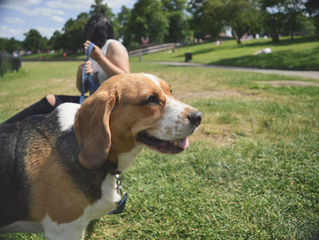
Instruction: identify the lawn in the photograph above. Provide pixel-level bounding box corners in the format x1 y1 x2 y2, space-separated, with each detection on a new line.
138 36 319 71
1 61 319 239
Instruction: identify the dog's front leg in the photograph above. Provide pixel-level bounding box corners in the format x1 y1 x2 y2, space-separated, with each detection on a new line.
42 215 87 240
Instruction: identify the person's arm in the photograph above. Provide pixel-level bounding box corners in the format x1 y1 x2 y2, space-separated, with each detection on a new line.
84 40 130 77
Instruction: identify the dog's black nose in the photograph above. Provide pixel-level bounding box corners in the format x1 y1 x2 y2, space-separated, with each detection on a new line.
188 111 202 127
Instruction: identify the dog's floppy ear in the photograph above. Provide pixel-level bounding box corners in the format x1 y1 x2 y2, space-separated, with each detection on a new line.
74 93 116 169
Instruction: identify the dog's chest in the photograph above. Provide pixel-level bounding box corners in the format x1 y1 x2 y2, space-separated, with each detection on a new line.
82 174 121 220
41 174 121 236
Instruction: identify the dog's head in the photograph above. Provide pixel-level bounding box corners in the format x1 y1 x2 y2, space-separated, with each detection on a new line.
74 73 202 169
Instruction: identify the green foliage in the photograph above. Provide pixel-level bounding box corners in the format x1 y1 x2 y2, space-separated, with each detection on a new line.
124 0 169 47
23 29 48 53
0 38 22 53
188 0 225 39
117 6 131 44
259 0 306 42
62 13 89 54
223 0 261 44
305 0 319 37
162 0 190 43
90 0 114 18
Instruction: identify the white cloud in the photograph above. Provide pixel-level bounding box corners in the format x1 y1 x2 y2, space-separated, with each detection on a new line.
45 0 136 13
24 7 65 17
3 16 26 24
0 25 56 40
45 0 93 10
51 15 65 23
0 0 42 11
105 0 136 9
0 25 26 40
37 26 57 39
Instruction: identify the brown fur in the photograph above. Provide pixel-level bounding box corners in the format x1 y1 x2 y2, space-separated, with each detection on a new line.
25 141 90 224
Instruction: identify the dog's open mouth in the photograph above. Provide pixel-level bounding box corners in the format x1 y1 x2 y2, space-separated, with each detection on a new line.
137 131 189 154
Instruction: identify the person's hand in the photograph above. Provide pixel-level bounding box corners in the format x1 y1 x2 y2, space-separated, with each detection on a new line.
84 40 102 61
85 60 93 75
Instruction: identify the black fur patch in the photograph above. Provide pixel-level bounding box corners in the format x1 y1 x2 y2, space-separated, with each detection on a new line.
0 115 45 227
54 128 106 201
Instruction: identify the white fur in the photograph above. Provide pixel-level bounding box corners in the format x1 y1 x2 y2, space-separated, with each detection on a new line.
118 146 143 172
144 73 196 141
156 98 196 140
42 174 121 240
144 73 160 87
57 103 81 131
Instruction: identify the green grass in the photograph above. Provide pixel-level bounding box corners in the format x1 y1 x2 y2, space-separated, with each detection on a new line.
21 51 84 60
1 61 319 239
137 36 319 70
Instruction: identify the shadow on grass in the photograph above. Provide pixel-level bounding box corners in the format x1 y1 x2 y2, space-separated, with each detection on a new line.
211 47 319 70
241 36 318 48
174 46 219 58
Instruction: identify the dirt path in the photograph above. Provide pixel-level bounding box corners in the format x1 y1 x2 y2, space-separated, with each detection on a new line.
154 61 319 80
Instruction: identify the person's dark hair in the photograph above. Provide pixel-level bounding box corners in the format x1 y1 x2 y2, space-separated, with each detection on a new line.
84 14 114 48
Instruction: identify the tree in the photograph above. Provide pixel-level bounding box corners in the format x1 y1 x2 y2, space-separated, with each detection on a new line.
222 0 261 44
284 0 306 39
50 30 66 52
259 0 287 42
0 38 22 53
124 0 169 49
259 0 307 42
23 29 47 53
162 0 190 43
188 0 225 40
117 6 131 44
62 13 89 54
90 0 114 17
305 0 319 37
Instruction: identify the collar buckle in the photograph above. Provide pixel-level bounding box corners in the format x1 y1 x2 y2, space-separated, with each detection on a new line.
108 170 128 215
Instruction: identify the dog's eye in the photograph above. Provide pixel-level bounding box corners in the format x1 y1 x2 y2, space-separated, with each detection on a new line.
140 95 160 106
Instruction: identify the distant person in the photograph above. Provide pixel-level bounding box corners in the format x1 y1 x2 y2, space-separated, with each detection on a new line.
4 14 130 124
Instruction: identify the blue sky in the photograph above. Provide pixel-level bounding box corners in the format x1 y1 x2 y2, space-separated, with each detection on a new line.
0 0 136 41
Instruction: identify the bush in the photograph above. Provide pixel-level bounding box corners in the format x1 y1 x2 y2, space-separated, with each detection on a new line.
0 52 21 77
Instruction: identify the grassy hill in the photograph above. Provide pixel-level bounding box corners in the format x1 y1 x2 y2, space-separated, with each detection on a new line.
137 36 319 71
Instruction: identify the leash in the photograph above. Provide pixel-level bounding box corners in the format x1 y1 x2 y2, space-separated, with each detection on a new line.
102 161 127 215
108 170 128 215
80 45 127 214
80 43 99 104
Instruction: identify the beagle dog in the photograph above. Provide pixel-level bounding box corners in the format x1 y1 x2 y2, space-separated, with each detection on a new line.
0 73 202 240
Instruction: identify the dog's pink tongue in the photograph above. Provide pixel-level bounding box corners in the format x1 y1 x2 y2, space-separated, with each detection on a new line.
178 137 189 149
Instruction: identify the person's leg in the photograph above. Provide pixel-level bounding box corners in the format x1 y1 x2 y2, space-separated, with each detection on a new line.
4 94 56 124
3 95 80 124
55 95 80 105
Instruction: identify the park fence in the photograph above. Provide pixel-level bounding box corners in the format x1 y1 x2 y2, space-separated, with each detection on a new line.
0 52 21 77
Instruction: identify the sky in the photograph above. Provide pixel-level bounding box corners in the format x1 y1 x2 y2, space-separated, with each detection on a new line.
0 0 137 41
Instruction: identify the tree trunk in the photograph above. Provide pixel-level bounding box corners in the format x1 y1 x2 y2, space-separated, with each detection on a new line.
232 30 241 44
